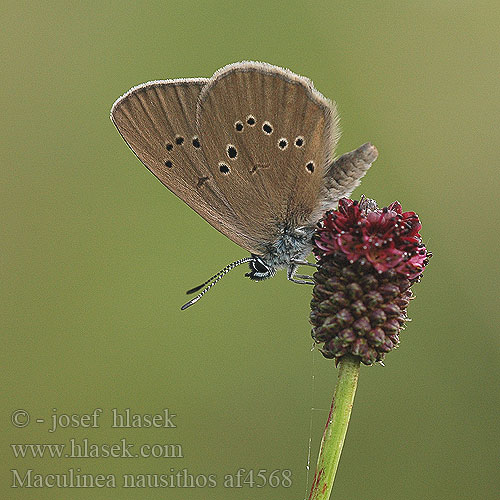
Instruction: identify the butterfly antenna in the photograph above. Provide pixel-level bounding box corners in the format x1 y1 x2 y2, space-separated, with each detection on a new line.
181 257 255 310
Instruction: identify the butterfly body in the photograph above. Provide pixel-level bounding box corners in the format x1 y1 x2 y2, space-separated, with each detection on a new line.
247 224 312 277
111 62 377 305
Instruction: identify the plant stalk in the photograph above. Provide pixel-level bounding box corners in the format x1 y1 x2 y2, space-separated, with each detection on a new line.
308 354 360 500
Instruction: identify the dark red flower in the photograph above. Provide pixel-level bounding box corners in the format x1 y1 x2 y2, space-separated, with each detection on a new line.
314 198 428 280
310 198 430 365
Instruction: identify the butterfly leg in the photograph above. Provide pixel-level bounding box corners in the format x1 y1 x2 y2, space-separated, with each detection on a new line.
292 259 319 268
287 265 315 285
295 274 314 280
289 277 315 285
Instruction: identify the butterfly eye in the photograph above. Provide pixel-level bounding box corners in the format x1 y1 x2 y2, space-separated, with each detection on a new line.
164 160 173 168
246 115 256 126
192 137 201 148
295 136 304 147
219 162 230 174
278 138 288 150
235 121 244 132
262 121 273 135
251 258 269 274
305 161 315 173
175 136 184 145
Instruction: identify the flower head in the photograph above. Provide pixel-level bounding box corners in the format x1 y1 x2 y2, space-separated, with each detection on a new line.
315 198 427 279
310 198 430 365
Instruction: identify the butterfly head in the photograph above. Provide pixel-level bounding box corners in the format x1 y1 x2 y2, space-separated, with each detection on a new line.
245 254 276 281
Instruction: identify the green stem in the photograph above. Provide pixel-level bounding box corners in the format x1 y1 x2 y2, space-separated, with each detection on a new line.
308 354 360 500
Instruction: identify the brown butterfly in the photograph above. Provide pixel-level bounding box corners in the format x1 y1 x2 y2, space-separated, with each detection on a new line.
111 61 377 308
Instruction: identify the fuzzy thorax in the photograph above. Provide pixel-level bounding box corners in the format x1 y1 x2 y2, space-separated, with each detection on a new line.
259 225 316 272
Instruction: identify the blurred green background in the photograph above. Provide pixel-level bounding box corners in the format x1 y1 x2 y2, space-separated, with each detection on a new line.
2 1 499 499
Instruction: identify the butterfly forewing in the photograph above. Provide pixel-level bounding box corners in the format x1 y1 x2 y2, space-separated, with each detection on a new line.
110 79 260 252
196 62 340 247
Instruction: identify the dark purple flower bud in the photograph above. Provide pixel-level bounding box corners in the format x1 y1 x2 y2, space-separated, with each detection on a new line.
382 303 401 318
346 282 363 299
361 274 379 291
352 317 371 335
383 318 400 334
379 338 394 352
336 308 354 327
313 285 330 300
324 277 345 292
351 300 368 317
366 327 386 346
379 284 400 299
312 326 333 343
370 309 387 326
363 291 384 307
330 292 349 309
338 328 356 345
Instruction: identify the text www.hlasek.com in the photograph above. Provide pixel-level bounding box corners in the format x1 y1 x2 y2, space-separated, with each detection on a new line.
11 438 183 459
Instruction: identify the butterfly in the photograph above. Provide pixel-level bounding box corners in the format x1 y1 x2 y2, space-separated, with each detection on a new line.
111 61 377 308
